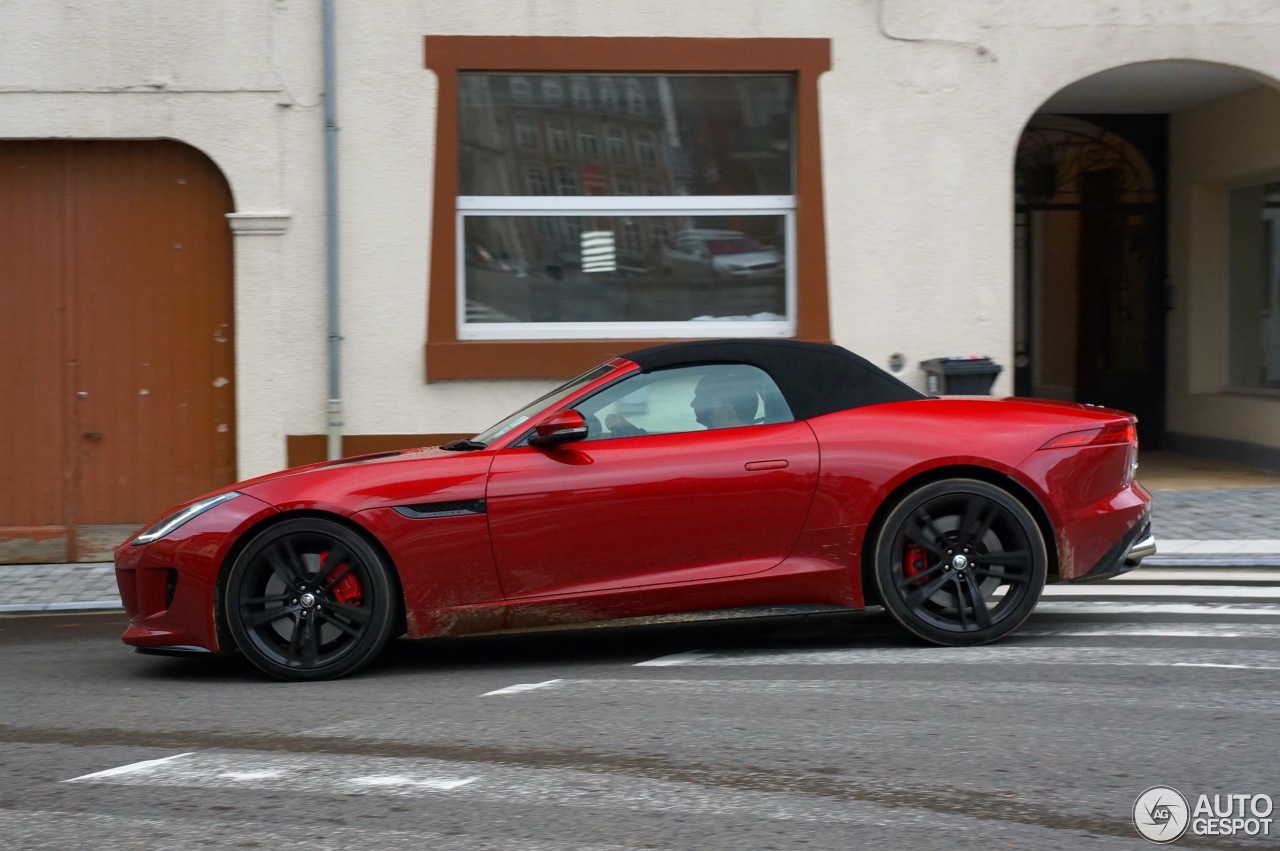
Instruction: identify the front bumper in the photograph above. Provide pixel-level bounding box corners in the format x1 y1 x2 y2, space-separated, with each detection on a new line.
115 493 277 653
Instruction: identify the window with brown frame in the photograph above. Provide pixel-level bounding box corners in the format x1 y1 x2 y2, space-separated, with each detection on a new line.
424 36 831 380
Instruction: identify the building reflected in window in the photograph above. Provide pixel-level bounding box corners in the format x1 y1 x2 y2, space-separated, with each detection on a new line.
457 72 796 339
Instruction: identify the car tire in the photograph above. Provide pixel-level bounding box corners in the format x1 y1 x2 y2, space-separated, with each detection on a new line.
872 478 1047 646
225 517 398 681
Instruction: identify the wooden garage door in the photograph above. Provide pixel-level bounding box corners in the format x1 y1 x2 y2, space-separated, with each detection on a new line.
0 140 236 562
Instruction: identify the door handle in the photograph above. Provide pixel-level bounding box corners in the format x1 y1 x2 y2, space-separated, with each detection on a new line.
83 431 104 440
744 459 788 471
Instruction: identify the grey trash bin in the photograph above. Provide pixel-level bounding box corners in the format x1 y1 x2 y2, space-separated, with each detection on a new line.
919 356 1003 395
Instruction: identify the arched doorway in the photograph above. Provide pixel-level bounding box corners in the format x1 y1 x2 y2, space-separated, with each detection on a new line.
1013 113 1165 444
0 140 237 562
1013 62 1273 451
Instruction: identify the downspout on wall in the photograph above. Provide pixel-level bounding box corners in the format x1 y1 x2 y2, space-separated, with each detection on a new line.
323 0 343 459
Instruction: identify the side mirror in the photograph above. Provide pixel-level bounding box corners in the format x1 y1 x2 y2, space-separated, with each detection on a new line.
528 409 589 448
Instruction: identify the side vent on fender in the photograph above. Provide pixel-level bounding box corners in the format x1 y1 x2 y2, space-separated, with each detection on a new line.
393 500 487 519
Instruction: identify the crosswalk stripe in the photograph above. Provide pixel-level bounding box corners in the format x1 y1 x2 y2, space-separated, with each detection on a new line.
1043 584 1280 598
1034 600 1280 615
1018 622 1280 638
1112 569 1280 583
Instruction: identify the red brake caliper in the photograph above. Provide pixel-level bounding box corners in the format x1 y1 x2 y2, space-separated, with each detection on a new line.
903 544 928 579
320 551 363 606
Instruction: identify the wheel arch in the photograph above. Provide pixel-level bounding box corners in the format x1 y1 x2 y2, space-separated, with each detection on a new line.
212 508 407 653
858 464 1059 606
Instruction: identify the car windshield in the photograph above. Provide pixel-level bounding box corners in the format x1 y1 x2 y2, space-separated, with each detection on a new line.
708 237 768 256
471 363 616 445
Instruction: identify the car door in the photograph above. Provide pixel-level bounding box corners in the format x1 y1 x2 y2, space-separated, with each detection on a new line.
485 364 820 599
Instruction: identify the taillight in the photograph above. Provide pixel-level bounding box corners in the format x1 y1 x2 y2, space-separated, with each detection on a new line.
1039 422 1137 450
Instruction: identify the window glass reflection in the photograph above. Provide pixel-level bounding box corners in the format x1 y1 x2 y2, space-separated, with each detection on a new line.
458 74 793 197
462 214 787 325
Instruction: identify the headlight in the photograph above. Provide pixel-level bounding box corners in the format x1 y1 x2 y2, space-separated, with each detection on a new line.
133 492 241 545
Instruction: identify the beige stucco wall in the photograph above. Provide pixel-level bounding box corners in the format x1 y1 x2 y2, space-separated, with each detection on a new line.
5 0 1280 474
1168 85 1280 450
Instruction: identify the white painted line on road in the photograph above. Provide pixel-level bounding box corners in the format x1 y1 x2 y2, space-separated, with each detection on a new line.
1113 569 1280 582
634 645 1280 670
1044 584 1280 598
53 748 950 827
68 752 482 798
482 679 564 696
1021 623 1280 638
635 650 712 667
65 752 195 782
1035 601 1280 615
1158 539 1280 554
348 774 479 790
216 770 285 781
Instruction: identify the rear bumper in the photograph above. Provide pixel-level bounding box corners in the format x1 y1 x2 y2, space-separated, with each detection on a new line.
1126 530 1157 563
1074 518 1155 582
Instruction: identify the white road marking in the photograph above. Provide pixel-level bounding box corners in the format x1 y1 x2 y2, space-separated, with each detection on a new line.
58 749 915 825
1043 584 1280 598
348 774 479 790
635 645 1280 670
1113 569 1280 582
482 679 564 696
1019 623 1280 638
1035 601 1280 615
1156 539 1280 554
69 752 481 798
634 651 712 667
406 677 1280 713
64 752 195 782
216 770 285 781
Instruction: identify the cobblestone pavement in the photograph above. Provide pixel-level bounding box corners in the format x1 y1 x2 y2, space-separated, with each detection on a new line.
0 563 119 613
2 469 1278 613
1151 488 1280 539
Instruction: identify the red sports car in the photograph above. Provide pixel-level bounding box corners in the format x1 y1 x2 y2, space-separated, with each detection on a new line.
115 339 1155 681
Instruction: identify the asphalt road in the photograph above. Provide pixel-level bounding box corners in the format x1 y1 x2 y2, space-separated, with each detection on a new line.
1 568 1278 849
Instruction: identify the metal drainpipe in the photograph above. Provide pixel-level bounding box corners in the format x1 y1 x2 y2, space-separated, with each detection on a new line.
323 0 343 459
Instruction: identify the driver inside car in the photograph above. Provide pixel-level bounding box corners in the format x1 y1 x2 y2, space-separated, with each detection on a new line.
604 369 761 436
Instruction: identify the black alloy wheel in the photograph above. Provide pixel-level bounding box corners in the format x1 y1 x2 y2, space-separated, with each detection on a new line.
873 478 1047 646
225 518 398 681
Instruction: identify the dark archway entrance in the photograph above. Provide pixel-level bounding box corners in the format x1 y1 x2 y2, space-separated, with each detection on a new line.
1014 114 1167 446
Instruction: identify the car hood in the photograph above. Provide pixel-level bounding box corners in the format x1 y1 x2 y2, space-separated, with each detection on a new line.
223 446 494 515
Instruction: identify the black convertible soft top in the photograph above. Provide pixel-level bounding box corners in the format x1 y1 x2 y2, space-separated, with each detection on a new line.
622 339 924 421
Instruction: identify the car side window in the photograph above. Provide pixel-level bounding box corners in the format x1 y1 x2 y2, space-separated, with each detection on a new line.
574 364 792 440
